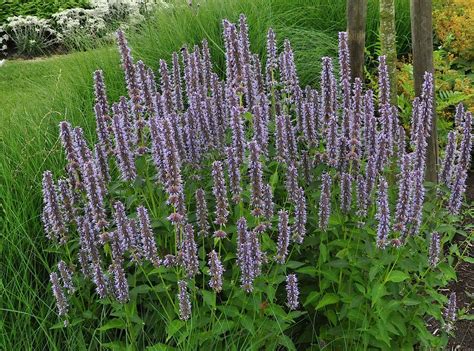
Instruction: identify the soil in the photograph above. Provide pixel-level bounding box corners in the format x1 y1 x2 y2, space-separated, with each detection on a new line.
447 169 474 350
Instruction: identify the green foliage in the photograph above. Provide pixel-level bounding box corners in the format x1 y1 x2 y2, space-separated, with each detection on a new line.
0 0 91 24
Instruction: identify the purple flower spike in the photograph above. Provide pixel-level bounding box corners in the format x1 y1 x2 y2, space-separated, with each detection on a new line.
262 183 274 221
429 232 440 267
196 188 210 237
137 206 160 267
109 259 129 303
113 201 131 253
356 174 367 218
448 165 467 215
82 160 108 229
275 114 289 162
376 177 390 249
177 280 192 321
457 111 472 169
50 272 69 317
230 105 246 165
275 210 290 264
248 141 264 217
265 27 278 90
212 161 229 228
42 171 66 243
57 178 75 224
94 143 110 184
409 168 425 236
340 172 353 213
378 56 390 108
319 173 332 231
172 51 184 111
394 154 413 235
208 250 224 292
58 260 74 294
320 57 337 123
236 217 262 293
292 187 307 244
111 103 137 181
181 224 199 278
226 146 242 204
285 274 299 310
443 292 457 333
286 161 299 203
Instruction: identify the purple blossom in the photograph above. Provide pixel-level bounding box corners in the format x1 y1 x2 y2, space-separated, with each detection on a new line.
376 177 390 249
448 165 467 215
429 232 440 267
248 141 264 216
285 161 299 203
57 260 74 294
226 146 242 204
365 155 377 198
301 150 314 184
91 261 108 299
378 56 390 108
73 127 92 168
325 114 339 167
262 183 274 220
113 201 132 253
356 174 367 217
50 272 68 317
181 224 199 278
340 172 353 213
82 160 107 229
230 105 246 165
212 161 230 228
285 114 298 162
94 143 110 184
275 210 290 263
275 114 289 162
292 187 307 244
252 101 269 156
57 178 75 224
443 292 457 333
42 171 66 243
109 260 129 303
320 57 337 123
265 27 278 90
236 217 262 292
457 111 472 169
195 188 210 237
454 103 465 129
363 90 377 157
338 32 351 84
111 103 137 181
319 173 332 231
208 250 224 292
137 206 160 267
177 280 192 321
409 168 425 236
394 154 413 235
285 274 299 310
172 51 184 111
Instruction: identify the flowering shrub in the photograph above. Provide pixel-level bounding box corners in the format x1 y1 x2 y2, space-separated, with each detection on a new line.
4 15 61 56
42 15 472 349
91 0 170 24
52 8 107 50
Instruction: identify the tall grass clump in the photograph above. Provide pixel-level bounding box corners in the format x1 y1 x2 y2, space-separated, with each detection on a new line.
38 14 471 350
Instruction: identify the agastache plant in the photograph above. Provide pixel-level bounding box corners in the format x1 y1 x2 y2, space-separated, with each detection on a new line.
41 16 469 348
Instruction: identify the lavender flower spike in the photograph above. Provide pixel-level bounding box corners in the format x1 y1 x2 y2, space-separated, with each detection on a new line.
440 131 457 186
394 153 412 235
275 210 290 264
181 224 199 278
42 170 66 243
111 103 137 181
376 177 390 249
196 188 210 237
319 173 332 231
212 161 229 229
340 172 353 213
50 272 69 318
137 206 160 267
248 141 264 217
448 165 468 215
208 250 224 292
177 280 192 321
286 274 299 310
58 260 74 294
292 187 307 244
443 292 457 333
428 232 440 267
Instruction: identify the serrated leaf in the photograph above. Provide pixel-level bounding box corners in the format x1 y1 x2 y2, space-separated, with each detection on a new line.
386 270 410 283
315 293 340 310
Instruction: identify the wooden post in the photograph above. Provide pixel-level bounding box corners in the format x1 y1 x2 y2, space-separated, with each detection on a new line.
347 0 368 81
380 0 398 105
410 0 438 183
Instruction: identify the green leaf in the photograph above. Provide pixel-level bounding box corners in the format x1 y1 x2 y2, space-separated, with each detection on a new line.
277 335 296 351
270 170 279 190
319 243 328 263
371 283 387 306
146 343 177 351
463 256 474 264
201 290 216 309
386 270 410 283
97 318 127 332
213 320 235 335
315 293 340 310
296 266 317 276
286 261 305 269
304 291 320 307
460 314 474 321
166 320 184 342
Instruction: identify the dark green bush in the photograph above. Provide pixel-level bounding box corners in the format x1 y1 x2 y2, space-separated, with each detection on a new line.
0 0 91 24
